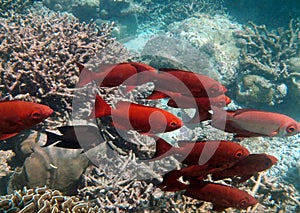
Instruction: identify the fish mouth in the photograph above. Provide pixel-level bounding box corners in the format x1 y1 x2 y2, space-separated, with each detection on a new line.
46 108 54 116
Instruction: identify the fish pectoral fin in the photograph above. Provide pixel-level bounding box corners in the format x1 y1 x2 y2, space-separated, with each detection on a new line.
0 132 19 141
271 129 279 136
212 204 227 212
212 198 232 211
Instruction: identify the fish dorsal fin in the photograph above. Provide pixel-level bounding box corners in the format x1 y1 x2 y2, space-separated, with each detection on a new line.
129 62 157 73
146 90 169 100
159 68 193 73
212 204 226 212
231 108 263 117
0 100 24 104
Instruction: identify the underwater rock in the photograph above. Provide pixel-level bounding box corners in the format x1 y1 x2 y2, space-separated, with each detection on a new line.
0 186 99 212
5 131 90 195
141 35 221 82
166 15 243 85
236 74 287 106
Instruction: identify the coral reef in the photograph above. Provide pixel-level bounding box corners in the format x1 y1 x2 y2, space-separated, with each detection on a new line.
0 3 132 127
0 186 99 212
233 19 300 107
43 0 225 39
0 0 34 18
236 74 287 106
43 0 101 22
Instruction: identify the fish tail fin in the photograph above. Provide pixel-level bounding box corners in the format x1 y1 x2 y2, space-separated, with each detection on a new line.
187 109 212 124
159 170 186 191
151 138 174 160
42 131 61 147
75 62 95 87
88 95 111 119
167 98 179 108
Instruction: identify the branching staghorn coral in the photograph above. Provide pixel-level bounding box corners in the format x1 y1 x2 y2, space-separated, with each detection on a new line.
233 19 300 106
234 19 300 79
0 4 132 127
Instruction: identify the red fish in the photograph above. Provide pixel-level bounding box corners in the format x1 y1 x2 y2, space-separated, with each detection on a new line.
154 138 250 190
167 94 231 109
148 68 227 98
89 95 183 134
0 100 53 140
152 138 249 165
212 153 278 182
184 180 258 211
211 108 300 137
147 91 230 123
76 62 157 88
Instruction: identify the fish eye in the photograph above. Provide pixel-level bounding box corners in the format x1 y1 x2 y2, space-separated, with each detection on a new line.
31 110 42 119
239 199 249 207
234 149 244 158
170 120 177 127
286 125 296 133
265 159 271 167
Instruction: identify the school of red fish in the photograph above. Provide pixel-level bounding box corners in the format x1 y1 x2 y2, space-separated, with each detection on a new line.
1 61 300 211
